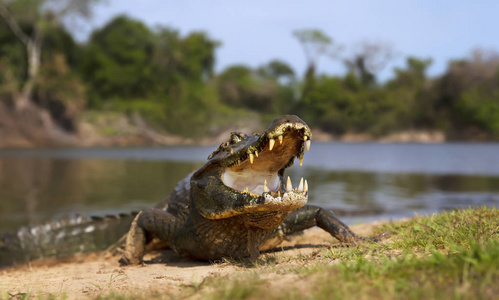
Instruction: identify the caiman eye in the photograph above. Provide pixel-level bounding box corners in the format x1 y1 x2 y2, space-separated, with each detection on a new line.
230 132 244 144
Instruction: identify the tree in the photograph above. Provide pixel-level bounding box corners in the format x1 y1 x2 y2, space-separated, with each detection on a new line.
258 60 295 79
381 57 433 131
180 31 219 81
293 29 342 101
293 29 340 77
344 41 394 87
390 57 432 88
0 0 101 109
217 65 264 109
436 49 499 138
456 75 499 137
81 15 155 103
0 18 25 101
217 61 297 114
256 60 297 113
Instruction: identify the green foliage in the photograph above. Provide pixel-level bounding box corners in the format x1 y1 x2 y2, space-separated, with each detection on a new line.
381 57 434 131
293 29 332 45
429 50 499 137
2 10 499 140
181 31 220 80
42 25 80 69
257 59 295 80
0 19 80 87
455 72 499 137
159 81 258 138
294 74 398 135
0 20 27 87
0 0 101 134
81 15 155 103
218 65 262 109
77 15 229 137
217 61 296 115
151 27 219 89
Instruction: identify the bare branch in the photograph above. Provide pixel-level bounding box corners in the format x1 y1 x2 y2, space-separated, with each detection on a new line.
353 41 395 73
293 29 341 69
0 2 30 45
44 0 98 21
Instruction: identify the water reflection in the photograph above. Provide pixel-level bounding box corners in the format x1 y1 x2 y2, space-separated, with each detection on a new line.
0 158 202 233
287 167 499 217
1 155 498 233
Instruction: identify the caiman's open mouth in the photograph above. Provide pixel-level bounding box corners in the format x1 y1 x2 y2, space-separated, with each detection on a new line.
222 127 310 197
192 115 313 219
205 115 312 212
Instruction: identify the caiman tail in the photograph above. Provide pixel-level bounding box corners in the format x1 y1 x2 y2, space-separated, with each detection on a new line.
0 213 137 268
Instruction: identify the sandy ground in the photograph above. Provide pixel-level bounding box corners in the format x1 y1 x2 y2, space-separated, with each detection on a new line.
0 222 382 299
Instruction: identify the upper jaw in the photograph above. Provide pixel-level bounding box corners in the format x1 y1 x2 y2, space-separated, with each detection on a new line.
220 118 312 170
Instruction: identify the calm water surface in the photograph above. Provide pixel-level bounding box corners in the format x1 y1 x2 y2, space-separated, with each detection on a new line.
0 143 498 233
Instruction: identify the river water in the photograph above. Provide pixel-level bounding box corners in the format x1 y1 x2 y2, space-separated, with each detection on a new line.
0 143 498 233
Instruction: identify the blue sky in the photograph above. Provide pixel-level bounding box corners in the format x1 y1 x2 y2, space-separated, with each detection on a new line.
77 0 499 80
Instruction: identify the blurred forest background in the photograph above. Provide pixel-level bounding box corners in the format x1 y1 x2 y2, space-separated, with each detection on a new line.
1 0 499 147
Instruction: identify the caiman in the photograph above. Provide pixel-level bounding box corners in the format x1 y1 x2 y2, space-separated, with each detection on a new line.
0 115 380 268
119 115 378 265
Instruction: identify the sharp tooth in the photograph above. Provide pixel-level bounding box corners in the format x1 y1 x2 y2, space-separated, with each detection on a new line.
306 140 311 151
249 153 254 164
245 187 249 193
299 156 304 167
269 138 275 151
286 176 292 192
278 135 283 144
304 180 308 193
255 150 258 157
278 191 281 197
298 178 304 192
263 180 270 193
304 136 308 141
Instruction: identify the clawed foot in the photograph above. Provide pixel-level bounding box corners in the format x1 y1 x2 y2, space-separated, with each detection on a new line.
359 231 390 243
343 231 390 244
370 231 390 241
118 254 143 266
118 256 130 266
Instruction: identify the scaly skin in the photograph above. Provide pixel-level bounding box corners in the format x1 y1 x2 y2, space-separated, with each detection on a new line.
120 115 378 265
0 213 136 267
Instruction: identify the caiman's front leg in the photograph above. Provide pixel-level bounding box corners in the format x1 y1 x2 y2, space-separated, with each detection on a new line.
119 208 180 265
282 205 378 243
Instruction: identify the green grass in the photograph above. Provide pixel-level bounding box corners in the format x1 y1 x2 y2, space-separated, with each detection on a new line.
307 241 498 299
194 206 499 300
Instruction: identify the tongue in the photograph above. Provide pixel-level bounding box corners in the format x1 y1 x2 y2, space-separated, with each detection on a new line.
222 170 280 194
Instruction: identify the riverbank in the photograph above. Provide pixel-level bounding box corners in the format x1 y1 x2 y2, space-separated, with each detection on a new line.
0 106 449 149
1 207 497 299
